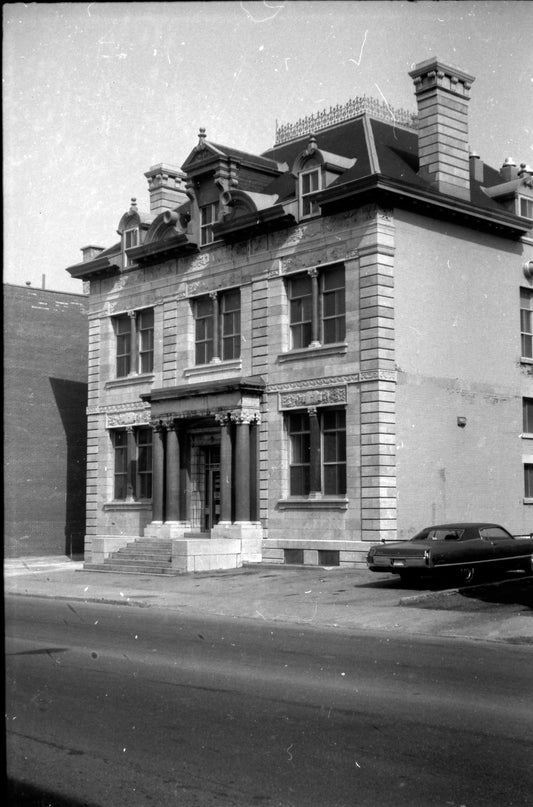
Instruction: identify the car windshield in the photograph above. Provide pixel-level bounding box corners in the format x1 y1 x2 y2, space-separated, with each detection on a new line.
412 528 465 542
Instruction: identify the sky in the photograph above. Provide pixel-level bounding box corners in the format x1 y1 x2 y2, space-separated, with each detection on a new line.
3 0 533 293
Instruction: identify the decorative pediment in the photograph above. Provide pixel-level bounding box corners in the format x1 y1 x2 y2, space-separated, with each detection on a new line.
144 206 192 244
292 135 356 176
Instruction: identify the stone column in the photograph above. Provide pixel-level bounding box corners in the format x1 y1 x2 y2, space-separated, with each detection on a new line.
128 310 137 375
151 420 165 523
308 406 321 497
165 419 180 521
216 415 233 524
234 413 251 522
126 426 136 501
210 290 220 362
308 267 321 348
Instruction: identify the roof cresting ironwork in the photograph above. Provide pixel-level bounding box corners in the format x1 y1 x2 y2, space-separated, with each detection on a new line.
275 96 418 145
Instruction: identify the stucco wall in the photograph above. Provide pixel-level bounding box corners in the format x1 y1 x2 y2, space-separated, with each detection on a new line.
393 210 533 537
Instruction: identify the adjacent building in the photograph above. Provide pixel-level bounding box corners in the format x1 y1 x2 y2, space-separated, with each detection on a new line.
67 57 533 572
4 283 88 557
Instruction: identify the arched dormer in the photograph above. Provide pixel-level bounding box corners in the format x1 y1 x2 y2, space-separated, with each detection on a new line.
117 198 153 268
292 135 356 220
144 205 192 245
219 189 279 223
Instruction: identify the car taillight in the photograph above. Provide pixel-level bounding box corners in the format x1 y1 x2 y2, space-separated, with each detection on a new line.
423 550 430 565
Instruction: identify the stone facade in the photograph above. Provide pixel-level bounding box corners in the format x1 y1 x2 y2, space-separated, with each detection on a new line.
67 57 533 570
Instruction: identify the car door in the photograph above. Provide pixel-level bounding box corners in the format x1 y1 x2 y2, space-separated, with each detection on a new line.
480 526 516 564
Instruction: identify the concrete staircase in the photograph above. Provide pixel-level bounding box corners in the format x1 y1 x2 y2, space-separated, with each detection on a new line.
84 539 177 575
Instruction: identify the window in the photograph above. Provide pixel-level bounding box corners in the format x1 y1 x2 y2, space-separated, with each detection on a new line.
193 289 241 364
200 202 219 246
520 289 533 359
284 549 304 564
123 227 139 267
318 550 340 566
287 408 346 497
113 427 152 500
523 398 533 434
519 197 533 220
114 309 154 377
525 464 533 499
300 168 321 218
287 264 345 349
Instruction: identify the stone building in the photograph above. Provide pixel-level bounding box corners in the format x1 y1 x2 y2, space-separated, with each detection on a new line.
4 283 88 557
67 57 533 572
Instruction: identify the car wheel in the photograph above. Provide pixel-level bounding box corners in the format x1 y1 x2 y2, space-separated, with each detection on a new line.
457 566 475 585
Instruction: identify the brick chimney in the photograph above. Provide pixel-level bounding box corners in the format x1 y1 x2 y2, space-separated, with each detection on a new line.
144 163 188 215
409 58 475 200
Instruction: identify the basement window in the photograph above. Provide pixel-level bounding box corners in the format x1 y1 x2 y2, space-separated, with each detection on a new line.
284 549 304 565
318 550 340 567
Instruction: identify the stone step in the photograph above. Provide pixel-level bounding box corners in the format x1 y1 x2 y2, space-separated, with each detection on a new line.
84 563 177 576
109 549 172 560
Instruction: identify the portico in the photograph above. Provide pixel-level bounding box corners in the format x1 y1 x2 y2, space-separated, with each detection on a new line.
141 377 264 561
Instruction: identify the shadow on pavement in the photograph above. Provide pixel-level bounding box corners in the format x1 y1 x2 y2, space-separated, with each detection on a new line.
7 778 101 807
459 576 533 611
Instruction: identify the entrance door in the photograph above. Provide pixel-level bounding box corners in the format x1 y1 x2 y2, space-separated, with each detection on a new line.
203 446 220 531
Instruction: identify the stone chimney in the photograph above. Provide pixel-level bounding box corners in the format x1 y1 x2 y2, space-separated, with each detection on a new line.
409 57 475 200
144 164 188 215
81 245 104 262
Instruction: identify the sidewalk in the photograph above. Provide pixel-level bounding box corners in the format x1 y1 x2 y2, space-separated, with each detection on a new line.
4 556 533 645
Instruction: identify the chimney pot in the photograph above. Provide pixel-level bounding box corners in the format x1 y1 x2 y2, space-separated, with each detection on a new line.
469 151 484 183
500 157 518 181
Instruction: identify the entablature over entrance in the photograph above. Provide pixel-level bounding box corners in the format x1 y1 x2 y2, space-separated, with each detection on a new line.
141 376 266 422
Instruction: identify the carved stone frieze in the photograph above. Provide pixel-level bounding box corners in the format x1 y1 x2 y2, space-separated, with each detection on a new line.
268 371 396 394
279 386 347 411
187 268 243 297
105 408 152 429
88 401 150 417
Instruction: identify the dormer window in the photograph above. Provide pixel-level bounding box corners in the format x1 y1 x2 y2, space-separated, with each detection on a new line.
123 227 139 266
519 196 533 220
200 202 219 246
300 168 321 218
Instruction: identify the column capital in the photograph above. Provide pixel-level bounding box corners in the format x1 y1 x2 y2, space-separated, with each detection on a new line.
231 408 261 425
150 418 166 433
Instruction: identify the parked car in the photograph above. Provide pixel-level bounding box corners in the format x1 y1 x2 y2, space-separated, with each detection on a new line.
366 523 533 584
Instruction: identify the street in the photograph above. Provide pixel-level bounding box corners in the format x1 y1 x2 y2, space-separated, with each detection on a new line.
5 594 533 807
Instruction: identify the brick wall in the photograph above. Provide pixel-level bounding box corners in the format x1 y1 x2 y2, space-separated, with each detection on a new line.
4 284 88 557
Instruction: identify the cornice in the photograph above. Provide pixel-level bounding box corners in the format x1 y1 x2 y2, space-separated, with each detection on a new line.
317 176 530 239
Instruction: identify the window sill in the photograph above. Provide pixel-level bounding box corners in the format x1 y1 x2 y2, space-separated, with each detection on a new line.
278 343 347 363
106 374 154 390
277 497 348 511
103 501 152 511
184 359 242 378
523 498 533 505
520 357 533 365
521 433 533 440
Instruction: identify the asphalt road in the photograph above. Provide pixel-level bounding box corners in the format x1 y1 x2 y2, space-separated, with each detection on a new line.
6 595 533 807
